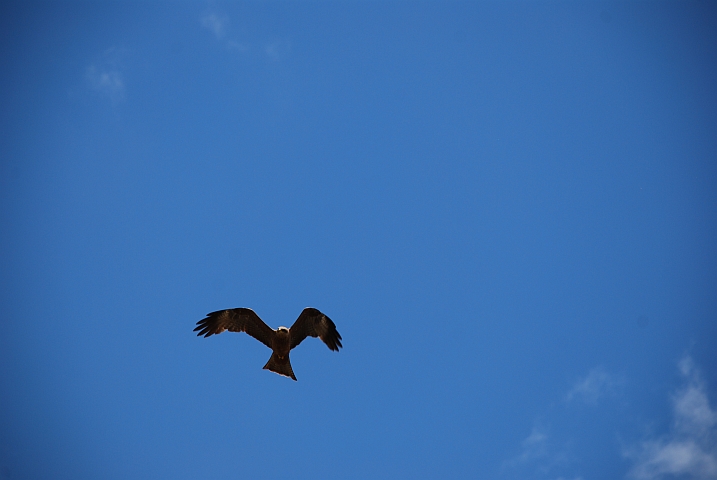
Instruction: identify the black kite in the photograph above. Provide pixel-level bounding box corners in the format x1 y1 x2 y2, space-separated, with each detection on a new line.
194 307 342 381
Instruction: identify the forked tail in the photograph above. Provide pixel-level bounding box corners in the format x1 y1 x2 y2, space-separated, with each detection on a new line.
263 353 297 381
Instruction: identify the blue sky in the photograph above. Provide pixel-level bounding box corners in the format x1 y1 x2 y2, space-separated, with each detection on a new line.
1 2 716 479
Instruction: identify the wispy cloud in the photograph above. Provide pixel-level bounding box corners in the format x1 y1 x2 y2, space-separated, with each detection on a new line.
263 39 291 61
624 356 717 479
201 12 228 39
517 426 550 464
566 366 621 405
227 40 249 53
85 48 126 103
504 365 623 478
503 423 576 479
200 10 289 60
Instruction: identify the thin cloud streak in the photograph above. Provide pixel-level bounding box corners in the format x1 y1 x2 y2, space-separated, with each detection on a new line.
624 357 717 479
263 39 291 61
518 427 549 463
200 10 289 60
503 424 577 479
201 12 228 39
86 67 123 97
85 48 126 103
227 40 249 53
566 367 621 405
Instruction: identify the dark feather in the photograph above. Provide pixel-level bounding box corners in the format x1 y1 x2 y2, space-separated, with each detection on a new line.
194 308 274 349
289 307 343 351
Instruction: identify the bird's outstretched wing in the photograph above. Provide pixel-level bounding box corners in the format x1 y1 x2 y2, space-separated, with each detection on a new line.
194 308 274 349
289 307 342 351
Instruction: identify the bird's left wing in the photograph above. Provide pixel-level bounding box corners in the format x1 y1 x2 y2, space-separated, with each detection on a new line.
194 308 274 349
289 307 342 351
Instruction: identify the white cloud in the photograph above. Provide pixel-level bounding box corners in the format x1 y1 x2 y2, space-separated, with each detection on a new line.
627 440 717 479
85 48 126 103
227 40 249 53
86 67 123 96
503 423 576 479
504 366 624 478
201 12 229 39
200 11 289 61
516 426 549 464
566 366 620 405
624 357 717 479
263 39 291 61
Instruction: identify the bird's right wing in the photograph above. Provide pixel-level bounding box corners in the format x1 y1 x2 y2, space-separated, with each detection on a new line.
194 308 274 349
289 307 342 351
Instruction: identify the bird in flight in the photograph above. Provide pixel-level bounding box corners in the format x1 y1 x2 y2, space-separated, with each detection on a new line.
194 307 342 381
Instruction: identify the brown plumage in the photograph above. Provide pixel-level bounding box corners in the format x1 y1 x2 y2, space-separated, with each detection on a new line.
194 307 342 381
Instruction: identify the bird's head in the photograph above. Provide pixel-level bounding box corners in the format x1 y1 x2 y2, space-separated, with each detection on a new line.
277 326 290 336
